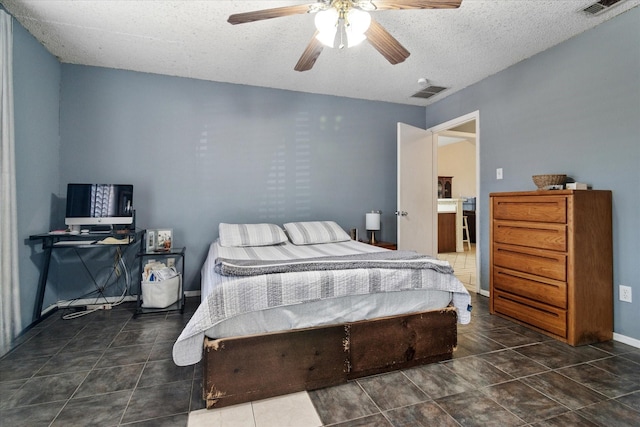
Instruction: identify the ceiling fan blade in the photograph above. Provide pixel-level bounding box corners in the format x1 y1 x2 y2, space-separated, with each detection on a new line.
369 0 462 10
365 18 410 65
294 32 324 72
228 4 312 25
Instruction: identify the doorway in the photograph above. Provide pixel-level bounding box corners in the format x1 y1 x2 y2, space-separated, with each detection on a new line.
432 112 480 295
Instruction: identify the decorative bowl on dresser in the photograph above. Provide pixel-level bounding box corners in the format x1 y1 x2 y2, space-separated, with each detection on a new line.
489 190 612 346
532 174 567 189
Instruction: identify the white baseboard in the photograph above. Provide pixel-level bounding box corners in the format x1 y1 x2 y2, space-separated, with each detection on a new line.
42 292 201 316
55 296 137 308
41 304 58 317
38 296 138 321
478 289 490 298
613 332 640 349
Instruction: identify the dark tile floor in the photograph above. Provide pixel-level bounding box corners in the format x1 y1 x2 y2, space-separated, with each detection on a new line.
309 293 640 426
0 299 203 427
1 293 639 426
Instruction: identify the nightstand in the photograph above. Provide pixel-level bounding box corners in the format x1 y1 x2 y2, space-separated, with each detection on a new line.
361 240 397 250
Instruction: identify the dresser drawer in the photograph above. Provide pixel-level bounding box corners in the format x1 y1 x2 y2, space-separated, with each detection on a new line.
493 243 567 281
493 290 567 338
492 196 567 223
493 266 567 309
493 220 567 251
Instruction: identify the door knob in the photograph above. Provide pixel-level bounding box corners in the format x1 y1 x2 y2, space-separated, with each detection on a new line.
395 211 408 216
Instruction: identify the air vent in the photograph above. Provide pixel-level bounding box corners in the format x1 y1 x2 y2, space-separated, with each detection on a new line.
411 85 447 100
583 0 624 15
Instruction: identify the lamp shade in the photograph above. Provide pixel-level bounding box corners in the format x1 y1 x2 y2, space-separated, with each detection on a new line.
366 211 381 231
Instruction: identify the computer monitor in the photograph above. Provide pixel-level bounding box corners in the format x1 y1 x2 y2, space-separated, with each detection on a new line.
65 184 134 228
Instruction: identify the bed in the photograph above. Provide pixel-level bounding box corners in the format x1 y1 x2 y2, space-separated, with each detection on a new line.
172 221 471 409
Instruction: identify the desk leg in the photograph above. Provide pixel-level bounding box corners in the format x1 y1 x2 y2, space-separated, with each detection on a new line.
34 247 52 322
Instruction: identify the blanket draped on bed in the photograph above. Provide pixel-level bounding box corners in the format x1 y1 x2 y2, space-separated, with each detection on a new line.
173 252 471 366
215 250 454 276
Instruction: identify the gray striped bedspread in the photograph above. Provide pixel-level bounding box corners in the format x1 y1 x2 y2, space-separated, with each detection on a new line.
173 240 471 366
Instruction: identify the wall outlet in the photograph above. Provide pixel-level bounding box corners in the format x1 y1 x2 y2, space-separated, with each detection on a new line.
619 285 632 303
496 168 503 180
167 257 175 268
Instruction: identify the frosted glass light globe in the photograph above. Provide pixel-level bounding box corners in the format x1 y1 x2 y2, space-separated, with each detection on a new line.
315 8 339 47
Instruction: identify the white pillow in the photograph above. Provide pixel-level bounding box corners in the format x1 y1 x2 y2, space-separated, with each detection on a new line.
283 221 350 245
218 223 287 247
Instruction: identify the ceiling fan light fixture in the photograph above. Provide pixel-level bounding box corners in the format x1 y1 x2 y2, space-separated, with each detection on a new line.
228 0 462 71
347 9 371 33
316 27 338 46
345 9 371 47
315 8 339 46
346 31 367 47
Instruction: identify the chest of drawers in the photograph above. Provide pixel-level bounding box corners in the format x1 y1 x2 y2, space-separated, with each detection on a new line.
489 190 612 345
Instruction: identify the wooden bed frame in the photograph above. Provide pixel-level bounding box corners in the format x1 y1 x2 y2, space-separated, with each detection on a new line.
202 306 458 409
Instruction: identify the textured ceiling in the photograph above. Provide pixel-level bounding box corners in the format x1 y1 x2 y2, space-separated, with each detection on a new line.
3 0 638 106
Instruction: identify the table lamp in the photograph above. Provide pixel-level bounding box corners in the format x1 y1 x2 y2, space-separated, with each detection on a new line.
366 211 381 245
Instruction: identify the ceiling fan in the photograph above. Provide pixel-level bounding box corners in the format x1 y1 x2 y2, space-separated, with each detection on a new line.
228 0 462 72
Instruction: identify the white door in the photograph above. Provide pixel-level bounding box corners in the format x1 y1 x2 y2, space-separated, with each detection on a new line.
396 123 437 255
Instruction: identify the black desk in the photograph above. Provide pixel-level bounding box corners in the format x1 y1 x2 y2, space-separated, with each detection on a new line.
29 230 143 322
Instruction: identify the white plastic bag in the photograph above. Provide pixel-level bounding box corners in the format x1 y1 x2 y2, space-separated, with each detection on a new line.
148 266 178 281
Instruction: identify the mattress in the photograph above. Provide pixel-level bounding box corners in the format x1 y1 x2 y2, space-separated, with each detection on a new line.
201 240 453 339
173 239 470 366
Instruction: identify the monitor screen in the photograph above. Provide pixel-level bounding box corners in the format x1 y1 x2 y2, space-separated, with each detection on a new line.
65 184 134 227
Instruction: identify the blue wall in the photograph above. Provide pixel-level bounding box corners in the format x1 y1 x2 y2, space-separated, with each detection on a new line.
12 18 61 330
55 66 424 297
424 8 640 340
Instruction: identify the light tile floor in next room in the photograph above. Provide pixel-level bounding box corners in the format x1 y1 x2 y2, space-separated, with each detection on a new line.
438 243 477 293
2 282 640 425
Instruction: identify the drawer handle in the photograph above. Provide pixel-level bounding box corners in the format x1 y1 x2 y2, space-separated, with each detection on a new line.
497 294 560 318
496 224 564 233
496 271 562 289
496 248 562 263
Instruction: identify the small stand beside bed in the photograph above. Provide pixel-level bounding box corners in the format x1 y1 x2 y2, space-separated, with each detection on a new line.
171 221 471 409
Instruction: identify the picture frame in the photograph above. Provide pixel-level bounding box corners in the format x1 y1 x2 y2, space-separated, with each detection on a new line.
155 229 173 251
146 229 156 252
